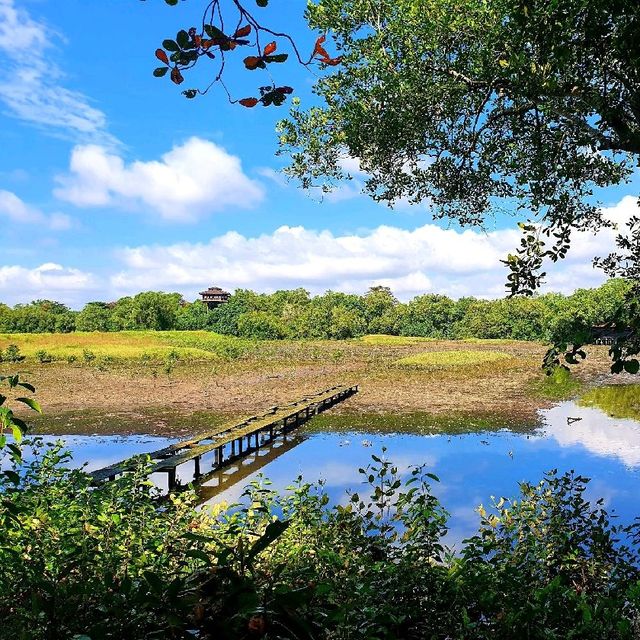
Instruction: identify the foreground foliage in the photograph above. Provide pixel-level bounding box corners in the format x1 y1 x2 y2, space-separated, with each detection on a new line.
1 443 640 639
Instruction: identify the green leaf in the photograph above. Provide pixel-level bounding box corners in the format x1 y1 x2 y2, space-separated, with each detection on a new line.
256 0 269 6
247 519 289 562
185 549 212 565
16 397 42 413
623 359 640 374
11 424 22 443
3 469 20 485
162 39 179 52
204 24 225 40
265 53 289 63
154 66 169 77
611 360 625 374
143 570 164 595
176 30 189 49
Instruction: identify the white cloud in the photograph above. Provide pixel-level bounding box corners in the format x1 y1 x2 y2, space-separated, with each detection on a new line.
0 0 114 143
1 196 634 307
54 137 265 222
0 189 72 230
0 263 95 306
108 196 637 300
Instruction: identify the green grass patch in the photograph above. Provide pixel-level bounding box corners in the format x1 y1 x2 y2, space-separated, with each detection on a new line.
579 384 640 421
359 334 438 345
30 406 237 436
532 366 583 401
395 349 513 368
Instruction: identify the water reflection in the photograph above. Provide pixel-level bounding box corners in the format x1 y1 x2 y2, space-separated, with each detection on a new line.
542 399 640 467
579 384 640 421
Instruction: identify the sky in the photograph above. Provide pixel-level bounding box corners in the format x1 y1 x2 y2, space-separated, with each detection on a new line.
0 0 638 309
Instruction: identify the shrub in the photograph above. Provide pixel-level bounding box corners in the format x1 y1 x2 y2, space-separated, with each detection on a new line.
82 348 96 364
237 311 288 340
34 349 53 363
2 344 23 362
2 443 639 640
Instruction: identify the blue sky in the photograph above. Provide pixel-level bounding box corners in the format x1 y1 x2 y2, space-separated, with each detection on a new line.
1 0 638 308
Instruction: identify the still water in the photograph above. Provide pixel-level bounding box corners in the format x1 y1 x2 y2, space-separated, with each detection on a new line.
25 385 640 549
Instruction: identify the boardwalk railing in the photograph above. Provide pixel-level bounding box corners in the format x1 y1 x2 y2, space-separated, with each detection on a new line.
89 384 358 491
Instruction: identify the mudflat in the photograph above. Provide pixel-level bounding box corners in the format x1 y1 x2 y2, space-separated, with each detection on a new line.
0 331 623 436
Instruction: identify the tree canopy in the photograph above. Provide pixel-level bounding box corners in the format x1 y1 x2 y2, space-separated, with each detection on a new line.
279 0 639 291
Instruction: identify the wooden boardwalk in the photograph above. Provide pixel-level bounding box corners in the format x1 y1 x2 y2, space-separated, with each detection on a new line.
89 384 358 491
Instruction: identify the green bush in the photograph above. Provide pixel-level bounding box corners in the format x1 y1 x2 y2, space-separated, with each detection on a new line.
2 344 23 363
34 349 53 364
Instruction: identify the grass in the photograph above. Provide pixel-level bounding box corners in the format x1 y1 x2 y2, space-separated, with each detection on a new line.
395 349 514 368
0 331 249 362
0 332 618 436
532 366 584 401
359 334 438 346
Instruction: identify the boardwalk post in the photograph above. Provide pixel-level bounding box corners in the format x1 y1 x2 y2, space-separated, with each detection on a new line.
89 384 359 492
168 468 177 491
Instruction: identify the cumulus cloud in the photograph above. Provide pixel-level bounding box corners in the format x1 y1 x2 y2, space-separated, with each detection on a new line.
2 196 634 306
108 196 638 300
0 0 114 143
0 263 95 306
0 189 72 230
54 138 265 222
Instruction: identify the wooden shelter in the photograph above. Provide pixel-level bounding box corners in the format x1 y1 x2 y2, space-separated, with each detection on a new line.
199 286 230 309
591 324 632 346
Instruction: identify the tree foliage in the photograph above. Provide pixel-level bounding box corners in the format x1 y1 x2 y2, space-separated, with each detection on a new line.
150 0 340 107
278 0 639 293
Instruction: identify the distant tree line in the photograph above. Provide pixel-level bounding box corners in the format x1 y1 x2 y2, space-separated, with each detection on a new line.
0 280 633 343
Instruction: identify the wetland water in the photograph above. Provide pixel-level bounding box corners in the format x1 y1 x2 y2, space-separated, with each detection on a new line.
28 384 640 548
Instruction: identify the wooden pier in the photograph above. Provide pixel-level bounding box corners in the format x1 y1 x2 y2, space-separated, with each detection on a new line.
89 384 358 491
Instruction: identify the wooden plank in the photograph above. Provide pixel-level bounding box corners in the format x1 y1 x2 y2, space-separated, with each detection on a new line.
90 384 358 485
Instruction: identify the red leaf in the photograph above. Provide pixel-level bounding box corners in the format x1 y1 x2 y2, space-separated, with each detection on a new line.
243 56 262 70
276 86 294 94
320 55 343 66
170 67 184 85
313 35 330 60
194 35 202 47
239 97 259 108
155 49 169 65
234 25 252 38
263 41 277 56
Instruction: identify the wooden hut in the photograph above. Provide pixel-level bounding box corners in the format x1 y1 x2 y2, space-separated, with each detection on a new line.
199 286 230 310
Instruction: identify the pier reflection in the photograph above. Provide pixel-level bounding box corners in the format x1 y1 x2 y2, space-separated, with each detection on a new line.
197 431 307 502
